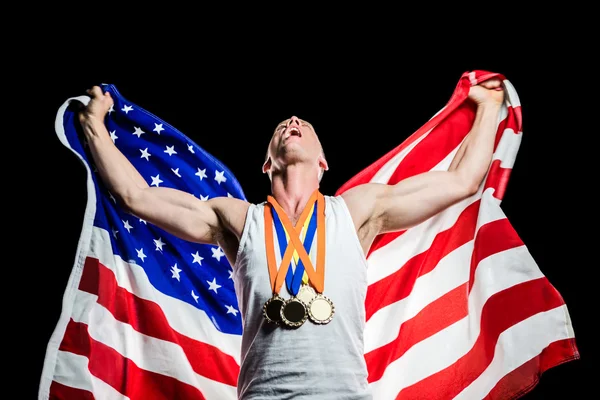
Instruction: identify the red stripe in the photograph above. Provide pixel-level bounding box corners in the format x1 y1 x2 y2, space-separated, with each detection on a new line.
49 381 95 400
366 283 468 382
365 216 548 383
78 257 239 386
395 278 565 399
59 319 206 400
365 200 480 321
484 338 579 399
388 102 476 185
469 218 524 293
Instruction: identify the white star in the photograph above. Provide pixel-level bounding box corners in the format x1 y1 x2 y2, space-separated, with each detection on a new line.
132 126 145 138
187 144 195 153
206 277 222 293
214 170 227 184
225 305 239 316
136 248 146 262
191 251 204 265
153 123 164 134
140 148 151 160
228 269 234 280
171 168 181 177
191 290 199 303
154 237 165 251
164 145 177 156
199 194 209 201
170 263 182 281
195 168 207 180
150 174 163 187
227 192 233 198
139 218 147 224
122 105 133 114
108 104 114 114
122 219 133 233
109 130 118 142
211 247 225 262
112 228 118 238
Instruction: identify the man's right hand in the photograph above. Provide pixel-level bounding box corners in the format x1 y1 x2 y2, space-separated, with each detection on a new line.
79 86 114 124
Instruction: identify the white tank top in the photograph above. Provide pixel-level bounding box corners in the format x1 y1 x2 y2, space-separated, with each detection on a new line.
233 195 372 399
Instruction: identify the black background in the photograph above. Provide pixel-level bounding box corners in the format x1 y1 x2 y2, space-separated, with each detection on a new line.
21 21 592 399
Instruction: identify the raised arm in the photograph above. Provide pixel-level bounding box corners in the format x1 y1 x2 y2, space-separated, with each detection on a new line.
78 86 249 251
343 78 504 251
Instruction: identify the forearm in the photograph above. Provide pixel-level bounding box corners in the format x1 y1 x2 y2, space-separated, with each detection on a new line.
449 103 501 189
81 117 149 202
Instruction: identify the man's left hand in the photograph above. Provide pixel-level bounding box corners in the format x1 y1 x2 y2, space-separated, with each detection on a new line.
468 77 505 106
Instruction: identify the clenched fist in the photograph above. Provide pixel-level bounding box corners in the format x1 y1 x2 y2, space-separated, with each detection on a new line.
78 86 114 124
468 78 504 106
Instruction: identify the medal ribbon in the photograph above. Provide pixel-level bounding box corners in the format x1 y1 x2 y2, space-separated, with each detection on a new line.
264 190 319 295
271 202 317 296
267 191 326 294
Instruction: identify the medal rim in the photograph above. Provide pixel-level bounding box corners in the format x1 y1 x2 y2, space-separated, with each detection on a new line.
308 293 334 324
280 297 308 328
297 284 317 305
263 295 285 325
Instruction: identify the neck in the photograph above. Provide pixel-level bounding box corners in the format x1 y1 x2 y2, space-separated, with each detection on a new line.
270 164 320 225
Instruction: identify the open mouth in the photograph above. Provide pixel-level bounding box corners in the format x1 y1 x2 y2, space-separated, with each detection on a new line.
285 127 302 138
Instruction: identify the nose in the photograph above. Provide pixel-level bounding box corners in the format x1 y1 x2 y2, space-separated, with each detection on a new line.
287 116 301 127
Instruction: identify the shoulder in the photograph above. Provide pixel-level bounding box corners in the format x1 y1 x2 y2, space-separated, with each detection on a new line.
208 196 254 239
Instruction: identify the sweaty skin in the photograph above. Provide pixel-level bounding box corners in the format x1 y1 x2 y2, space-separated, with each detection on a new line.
78 80 504 265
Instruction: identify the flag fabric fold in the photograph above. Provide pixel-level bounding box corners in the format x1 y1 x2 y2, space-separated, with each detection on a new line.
335 70 579 399
39 84 245 400
40 71 578 400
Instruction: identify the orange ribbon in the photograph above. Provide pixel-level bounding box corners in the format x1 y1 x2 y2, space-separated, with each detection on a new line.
264 190 326 294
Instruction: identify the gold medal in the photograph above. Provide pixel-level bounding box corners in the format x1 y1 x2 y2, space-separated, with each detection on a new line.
280 297 308 328
296 284 317 306
264 191 332 329
308 294 335 325
263 295 285 325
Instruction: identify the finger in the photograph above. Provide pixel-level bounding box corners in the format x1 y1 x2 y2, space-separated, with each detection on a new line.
480 78 502 89
89 86 103 98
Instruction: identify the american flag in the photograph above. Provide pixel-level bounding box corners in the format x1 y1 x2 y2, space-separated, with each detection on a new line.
334 70 579 399
39 70 579 399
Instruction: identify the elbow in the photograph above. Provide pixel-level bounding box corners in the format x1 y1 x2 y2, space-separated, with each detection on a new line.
453 174 480 199
464 181 480 197
119 189 145 215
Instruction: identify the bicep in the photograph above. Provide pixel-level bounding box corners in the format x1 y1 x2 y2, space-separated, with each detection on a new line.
124 187 222 244
375 171 475 232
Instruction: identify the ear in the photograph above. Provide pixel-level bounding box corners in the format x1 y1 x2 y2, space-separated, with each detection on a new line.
318 154 329 171
262 157 272 174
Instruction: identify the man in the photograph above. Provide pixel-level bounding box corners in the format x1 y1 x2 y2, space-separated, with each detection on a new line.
78 78 504 399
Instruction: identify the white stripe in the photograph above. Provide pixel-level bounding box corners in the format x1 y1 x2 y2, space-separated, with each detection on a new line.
368 244 545 398
54 351 129 400
367 187 503 285
492 128 522 169
88 226 242 363
469 71 477 86
503 79 522 108
39 95 99 400
71 290 238 399
456 306 574 399
365 241 473 353
369 129 431 184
